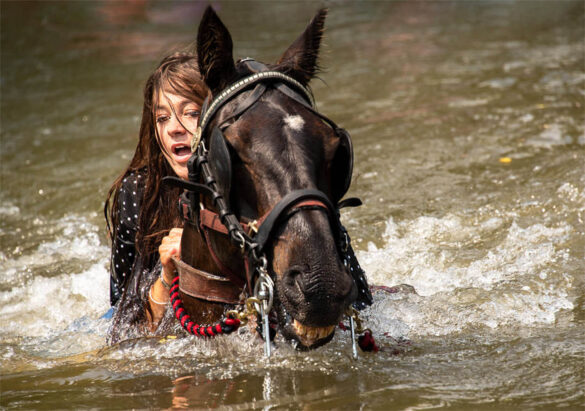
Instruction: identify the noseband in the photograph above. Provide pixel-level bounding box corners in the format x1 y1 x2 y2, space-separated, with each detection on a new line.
163 60 372 342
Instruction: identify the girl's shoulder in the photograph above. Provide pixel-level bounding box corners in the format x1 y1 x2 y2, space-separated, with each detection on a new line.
120 169 146 190
119 169 147 198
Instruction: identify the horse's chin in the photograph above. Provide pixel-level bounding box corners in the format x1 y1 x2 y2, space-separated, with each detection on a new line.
291 319 336 349
277 305 337 349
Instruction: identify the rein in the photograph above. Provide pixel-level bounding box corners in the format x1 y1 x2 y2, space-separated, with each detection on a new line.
162 61 373 356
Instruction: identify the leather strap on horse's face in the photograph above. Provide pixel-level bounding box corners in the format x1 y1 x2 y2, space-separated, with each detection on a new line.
198 190 341 254
251 189 342 254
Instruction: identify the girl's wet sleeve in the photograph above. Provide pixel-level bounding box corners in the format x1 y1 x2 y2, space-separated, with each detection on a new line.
109 174 142 306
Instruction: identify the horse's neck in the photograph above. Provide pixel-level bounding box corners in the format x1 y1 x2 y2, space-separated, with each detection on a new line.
181 222 199 263
181 221 244 277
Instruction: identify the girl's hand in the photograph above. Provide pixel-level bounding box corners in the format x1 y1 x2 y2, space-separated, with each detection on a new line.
159 228 183 284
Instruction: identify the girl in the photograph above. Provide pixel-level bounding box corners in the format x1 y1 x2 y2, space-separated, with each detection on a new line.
105 52 207 342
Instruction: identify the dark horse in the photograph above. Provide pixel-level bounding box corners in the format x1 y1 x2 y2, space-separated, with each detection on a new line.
168 7 371 349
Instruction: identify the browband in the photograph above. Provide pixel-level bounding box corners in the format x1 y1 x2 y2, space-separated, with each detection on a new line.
191 71 315 152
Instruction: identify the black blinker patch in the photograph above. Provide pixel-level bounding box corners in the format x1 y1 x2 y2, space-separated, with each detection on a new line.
331 128 354 202
208 126 232 204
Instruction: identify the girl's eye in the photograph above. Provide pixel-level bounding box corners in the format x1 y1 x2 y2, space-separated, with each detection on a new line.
185 111 200 119
156 115 169 124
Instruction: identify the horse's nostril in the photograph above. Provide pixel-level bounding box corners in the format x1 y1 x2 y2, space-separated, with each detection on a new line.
283 266 305 291
294 274 305 293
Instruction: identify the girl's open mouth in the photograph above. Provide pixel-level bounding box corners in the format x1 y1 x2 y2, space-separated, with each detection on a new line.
172 144 191 161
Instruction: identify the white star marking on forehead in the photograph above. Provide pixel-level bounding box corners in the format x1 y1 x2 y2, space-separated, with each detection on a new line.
283 115 304 132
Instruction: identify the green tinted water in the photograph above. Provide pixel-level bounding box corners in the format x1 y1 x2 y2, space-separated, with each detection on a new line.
1 1 583 409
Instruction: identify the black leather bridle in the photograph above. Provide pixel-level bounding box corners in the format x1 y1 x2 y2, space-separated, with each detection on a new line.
163 59 372 307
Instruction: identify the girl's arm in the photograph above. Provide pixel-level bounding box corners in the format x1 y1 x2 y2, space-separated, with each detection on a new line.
109 176 140 306
146 228 183 329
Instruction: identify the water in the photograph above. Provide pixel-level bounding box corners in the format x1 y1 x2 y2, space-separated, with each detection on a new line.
1 1 584 409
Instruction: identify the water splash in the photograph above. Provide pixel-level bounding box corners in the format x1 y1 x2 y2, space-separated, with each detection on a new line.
358 212 575 336
0 214 110 340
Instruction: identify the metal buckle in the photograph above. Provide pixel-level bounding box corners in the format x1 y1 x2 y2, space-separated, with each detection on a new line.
233 231 246 250
226 296 262 325
247 220 259 236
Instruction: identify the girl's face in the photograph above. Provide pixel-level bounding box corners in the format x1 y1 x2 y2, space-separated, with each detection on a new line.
155 90 200 180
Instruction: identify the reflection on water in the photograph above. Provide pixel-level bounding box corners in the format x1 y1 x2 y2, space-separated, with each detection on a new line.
1 1 584 409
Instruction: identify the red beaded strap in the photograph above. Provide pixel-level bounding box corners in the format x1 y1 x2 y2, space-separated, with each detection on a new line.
169 274 240 337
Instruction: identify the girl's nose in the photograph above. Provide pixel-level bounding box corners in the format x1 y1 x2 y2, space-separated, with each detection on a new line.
168 116 187 136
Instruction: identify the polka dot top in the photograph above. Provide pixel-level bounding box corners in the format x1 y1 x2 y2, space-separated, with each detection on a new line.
109 171 144 306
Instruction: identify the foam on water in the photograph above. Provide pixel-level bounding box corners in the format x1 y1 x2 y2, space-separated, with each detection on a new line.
0 263 110 337
358 208 576 337
0 214 110 340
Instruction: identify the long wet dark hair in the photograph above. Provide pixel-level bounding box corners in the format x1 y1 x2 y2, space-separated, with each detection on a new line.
105 52 208 342
105 52 206 267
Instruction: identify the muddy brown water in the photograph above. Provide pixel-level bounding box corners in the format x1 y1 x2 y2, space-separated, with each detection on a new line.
1 1 583 409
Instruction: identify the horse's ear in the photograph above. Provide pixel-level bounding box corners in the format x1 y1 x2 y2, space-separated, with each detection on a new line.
274 8 327 85
197 6 236 94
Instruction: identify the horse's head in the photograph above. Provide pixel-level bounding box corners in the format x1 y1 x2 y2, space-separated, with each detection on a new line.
194 7 357 348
